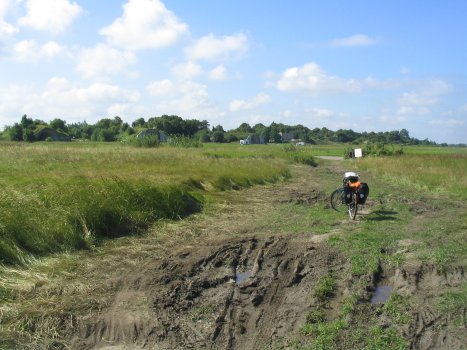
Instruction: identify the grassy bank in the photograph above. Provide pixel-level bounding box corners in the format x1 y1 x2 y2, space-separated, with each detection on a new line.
0 142 295 264
354 153 467 199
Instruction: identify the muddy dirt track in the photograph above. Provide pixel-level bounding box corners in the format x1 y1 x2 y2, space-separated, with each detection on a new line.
69 239 466 350
4 164 465 349
72 236 346 349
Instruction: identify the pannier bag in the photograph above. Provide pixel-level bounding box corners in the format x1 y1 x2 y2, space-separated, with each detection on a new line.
357 183 369 204
344 186 352 204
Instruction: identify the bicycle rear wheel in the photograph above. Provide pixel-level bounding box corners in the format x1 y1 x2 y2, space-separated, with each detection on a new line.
348 193 358 220
330 188 345 212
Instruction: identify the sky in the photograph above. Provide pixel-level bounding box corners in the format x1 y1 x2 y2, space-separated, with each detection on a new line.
0 0 466 144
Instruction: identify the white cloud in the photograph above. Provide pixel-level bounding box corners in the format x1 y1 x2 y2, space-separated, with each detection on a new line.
146 79 220 117
171 61 203 80
229 92 270 111
398 93 437 107
18 0 82 34
0 0 17 37
76 44 137 80
146 79 175 96
329 34 378 47
306 107 335 118
185 33 248 61
0 78 140 124
209 64 227 80
100 0 188 50
396 79 452 115
0 19 15 37
11 40 66 62
429 118 464 127
276 62 363 94
0 0 9 15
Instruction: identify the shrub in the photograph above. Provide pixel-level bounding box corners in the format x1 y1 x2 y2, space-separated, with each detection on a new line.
168 135 202 148
132 134 160 148
363 143 404 157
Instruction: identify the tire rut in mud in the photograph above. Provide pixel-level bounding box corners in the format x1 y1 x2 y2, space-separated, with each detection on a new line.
71 236 345 349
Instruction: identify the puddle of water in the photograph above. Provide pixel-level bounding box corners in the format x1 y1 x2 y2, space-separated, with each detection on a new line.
371 285 393 304
235 271 252 284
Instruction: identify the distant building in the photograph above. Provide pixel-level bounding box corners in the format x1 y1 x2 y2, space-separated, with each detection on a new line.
34 127 71 141
279 132 294 142
136 129 169 142
243 134 266 145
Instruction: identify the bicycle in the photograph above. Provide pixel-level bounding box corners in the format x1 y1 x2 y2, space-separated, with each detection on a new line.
330 187 358 220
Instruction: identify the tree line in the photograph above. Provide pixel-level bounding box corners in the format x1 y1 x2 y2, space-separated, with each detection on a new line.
0 114 452 146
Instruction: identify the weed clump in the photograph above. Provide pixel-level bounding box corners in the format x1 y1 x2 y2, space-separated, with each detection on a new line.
168 136 202 148
132 135 160 148
313 272 337 301
282 144 317 166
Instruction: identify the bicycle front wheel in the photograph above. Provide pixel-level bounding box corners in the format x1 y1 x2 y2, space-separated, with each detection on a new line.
331 188 345 212
348 193 358 220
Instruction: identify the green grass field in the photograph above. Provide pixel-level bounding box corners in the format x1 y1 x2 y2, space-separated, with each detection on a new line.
354 154 467 199
1 141 466 349
1 141 465 265
0 141 301 264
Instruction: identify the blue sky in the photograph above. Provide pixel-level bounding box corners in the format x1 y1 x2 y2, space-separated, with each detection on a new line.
1 0 466 143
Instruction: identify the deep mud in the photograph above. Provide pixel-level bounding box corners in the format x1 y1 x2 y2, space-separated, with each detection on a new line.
68 237 466 350
378 263 466 350
71 236 347 349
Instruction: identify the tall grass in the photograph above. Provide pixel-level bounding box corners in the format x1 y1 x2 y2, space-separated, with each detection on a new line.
354 154 467 199
0 142 290 264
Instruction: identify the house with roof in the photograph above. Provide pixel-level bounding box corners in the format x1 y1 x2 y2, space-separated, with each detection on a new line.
34 127 71 141
241 134 266 145
136 129 169 142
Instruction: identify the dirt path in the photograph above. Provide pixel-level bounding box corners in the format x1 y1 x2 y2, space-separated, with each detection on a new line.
3 163 466 349
315 156 344 161
66 165 344 349
72 236 345 349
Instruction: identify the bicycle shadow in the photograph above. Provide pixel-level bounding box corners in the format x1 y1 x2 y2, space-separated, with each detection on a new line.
365 209 398 221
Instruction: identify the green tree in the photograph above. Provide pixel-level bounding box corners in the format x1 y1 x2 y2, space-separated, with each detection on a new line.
212 130 225 143
22 128 35 142
226 133 238 142
132 117 146 128
91 128 115 142
195 129 211 142
49 118 68 133
20 115 34 130
8 123 23 141
236 122 253 133
399 129 410 143
212 124 225 132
